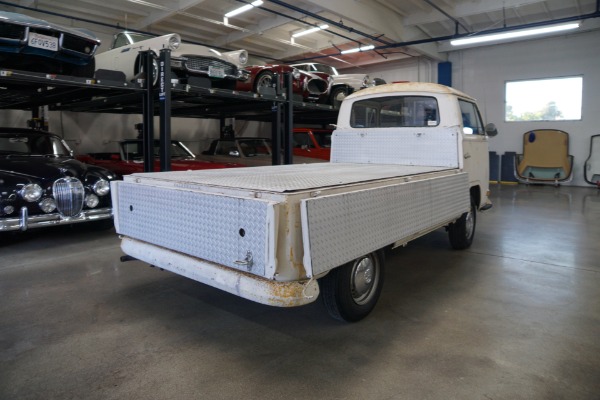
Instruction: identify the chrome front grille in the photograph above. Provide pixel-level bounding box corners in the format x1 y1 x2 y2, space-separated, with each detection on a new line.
53 177 84 217
183 56 237 76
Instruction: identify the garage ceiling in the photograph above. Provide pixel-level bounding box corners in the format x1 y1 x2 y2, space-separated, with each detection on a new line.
4 0 600 69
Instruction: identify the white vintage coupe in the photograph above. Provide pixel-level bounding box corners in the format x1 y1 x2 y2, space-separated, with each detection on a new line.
95 31 249 88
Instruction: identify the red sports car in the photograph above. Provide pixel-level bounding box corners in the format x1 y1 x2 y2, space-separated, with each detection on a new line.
77 139 244 175
236 64 330 102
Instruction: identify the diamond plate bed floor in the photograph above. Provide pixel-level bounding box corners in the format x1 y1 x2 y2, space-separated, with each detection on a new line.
127 162 453 192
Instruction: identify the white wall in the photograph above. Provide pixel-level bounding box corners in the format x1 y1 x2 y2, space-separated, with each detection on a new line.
448 29 600 187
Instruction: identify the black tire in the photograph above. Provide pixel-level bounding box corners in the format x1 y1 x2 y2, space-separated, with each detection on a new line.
253 70 274 93
135 54 159 86
329 86 348 108
448 196 476 250
320 250 385 322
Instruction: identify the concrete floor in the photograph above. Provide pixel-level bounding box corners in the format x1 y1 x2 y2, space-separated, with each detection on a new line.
1 184 599 400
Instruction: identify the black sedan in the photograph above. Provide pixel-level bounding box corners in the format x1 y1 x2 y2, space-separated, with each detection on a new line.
0 128 117 232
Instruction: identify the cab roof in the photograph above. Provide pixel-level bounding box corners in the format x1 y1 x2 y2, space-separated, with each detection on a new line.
346 82 476 102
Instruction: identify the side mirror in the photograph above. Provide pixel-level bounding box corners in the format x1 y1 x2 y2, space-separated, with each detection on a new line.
485 123 498 137
228 150 240 157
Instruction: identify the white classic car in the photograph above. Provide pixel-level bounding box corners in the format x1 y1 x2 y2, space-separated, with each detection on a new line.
291 62 386 107
94 31 249 88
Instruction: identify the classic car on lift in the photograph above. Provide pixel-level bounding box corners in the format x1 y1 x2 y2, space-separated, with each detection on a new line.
77 138 245 175
292 128 332 160
94 31 249 88
291 62 385 107
0 128 116 232
0 11 100 77
235 64 330 102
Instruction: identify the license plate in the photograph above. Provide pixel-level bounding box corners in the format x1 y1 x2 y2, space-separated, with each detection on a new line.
208 66 225 78
28 32 59 52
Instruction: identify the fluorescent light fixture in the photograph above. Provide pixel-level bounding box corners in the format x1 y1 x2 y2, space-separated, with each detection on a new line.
292 24 329 38
126 0 168 10
341 44 375 54
225 0 263 18
450 22 580 46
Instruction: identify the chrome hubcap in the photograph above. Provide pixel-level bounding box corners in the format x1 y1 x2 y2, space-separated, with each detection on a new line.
465 207 474 239
351 256 377 305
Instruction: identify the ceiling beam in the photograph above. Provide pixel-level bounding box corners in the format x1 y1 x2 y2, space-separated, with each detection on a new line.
404 0 546 27
298 0 444 60
133 0 210 29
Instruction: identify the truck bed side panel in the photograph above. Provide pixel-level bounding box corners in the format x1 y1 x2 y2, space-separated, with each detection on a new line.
114 182 276 277
301 173 469 276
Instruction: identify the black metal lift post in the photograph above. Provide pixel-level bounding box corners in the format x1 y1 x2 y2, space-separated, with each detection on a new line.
158 49 171 172
141 50 155 173
283 72 293 165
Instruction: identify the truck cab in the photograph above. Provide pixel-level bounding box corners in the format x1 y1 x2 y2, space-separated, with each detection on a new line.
336 82 497 211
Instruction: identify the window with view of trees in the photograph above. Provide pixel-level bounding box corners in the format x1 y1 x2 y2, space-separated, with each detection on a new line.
505 76 582 122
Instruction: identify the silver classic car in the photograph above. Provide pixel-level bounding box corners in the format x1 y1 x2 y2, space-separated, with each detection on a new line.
291 62 386 107
94 31 249 88
0 11 100 77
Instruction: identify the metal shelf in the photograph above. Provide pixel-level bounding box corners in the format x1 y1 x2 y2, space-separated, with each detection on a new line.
0 68 338 124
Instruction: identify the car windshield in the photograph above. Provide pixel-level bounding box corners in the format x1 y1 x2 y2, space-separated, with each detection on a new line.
312 131 332 148
121 141 195 160
312 64 338 75
114 32 154 48
0 133 71 156
239 139 271 157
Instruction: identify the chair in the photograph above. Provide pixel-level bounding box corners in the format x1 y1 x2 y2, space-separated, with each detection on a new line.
584 134 600 187
514 129 574 185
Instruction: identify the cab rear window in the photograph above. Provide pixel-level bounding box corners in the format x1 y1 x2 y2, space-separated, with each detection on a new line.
350 96 439 128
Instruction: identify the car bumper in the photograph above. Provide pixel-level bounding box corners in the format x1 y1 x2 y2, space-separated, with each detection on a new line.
121 236 320 307
0 207 112 232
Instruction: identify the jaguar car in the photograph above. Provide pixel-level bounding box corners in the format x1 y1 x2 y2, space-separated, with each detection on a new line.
94 31 249 88
235 64 330 102
0 128 116 232
0 11 100 77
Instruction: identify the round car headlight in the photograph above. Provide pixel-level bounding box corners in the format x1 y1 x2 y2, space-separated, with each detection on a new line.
169 35 181 50
238 50 248 65
292 68 301 80
93 179 110 196
20 184 43 202
85 194 100 208
39 198 57 213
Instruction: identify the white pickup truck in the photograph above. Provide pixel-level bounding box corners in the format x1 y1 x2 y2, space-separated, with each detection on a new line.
111 82 497 321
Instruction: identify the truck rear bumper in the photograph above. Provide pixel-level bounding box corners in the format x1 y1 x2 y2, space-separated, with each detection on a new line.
121 237 320 307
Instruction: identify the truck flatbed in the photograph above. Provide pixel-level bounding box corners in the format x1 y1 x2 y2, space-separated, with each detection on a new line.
122 162 455 193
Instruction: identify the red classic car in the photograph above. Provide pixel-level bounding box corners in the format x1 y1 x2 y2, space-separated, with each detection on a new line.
236 64 330 102
292 128 332 160
77 139 244 175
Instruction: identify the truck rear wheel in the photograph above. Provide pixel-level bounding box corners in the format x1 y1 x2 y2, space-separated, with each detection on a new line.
320 250 385 322
448 197 476 249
